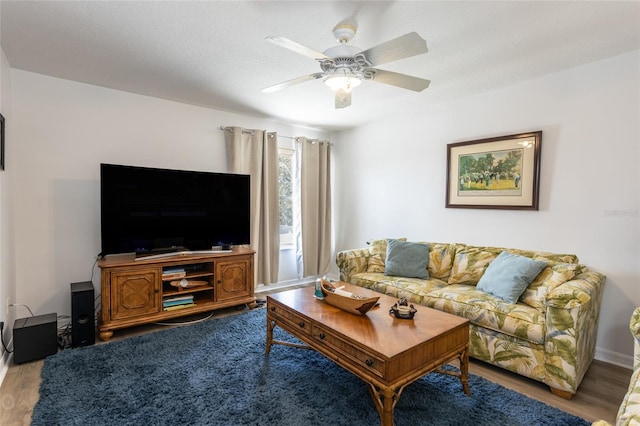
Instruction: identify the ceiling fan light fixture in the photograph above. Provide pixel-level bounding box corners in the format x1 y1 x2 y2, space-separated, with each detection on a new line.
264 26 430 109
324 72 361 92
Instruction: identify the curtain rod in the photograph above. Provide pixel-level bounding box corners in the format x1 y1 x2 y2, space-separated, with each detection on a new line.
219 126 255 135
270 134 295 140
219 126 331 145
269 133 332 145
219 126 295 141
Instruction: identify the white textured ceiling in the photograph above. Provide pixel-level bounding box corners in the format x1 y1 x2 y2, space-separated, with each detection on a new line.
1 1 639 131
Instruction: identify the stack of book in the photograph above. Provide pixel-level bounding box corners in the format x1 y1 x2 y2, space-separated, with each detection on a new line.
163 295 195 311
162 266 186 280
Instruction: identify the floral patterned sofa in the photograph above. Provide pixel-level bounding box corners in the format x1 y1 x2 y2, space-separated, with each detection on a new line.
615 307 640 425
336 239 606 399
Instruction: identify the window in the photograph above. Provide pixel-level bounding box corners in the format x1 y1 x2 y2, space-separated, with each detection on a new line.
278 147 294 247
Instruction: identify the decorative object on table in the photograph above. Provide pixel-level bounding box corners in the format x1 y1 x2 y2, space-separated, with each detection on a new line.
169 279 208 289
314 278 324 299
446 131 542 210
319 278 379 315
389 298 417 319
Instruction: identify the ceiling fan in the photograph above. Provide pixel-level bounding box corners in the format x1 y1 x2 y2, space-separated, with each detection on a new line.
262 23 431 109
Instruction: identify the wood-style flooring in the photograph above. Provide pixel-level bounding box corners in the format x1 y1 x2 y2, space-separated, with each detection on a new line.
0 284 633 425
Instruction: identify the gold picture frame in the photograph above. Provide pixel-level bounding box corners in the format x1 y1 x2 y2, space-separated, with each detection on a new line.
446 131 542 210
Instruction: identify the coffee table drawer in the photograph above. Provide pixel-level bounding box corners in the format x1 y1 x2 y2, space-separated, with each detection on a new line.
312 324 385 378
269 304 312 336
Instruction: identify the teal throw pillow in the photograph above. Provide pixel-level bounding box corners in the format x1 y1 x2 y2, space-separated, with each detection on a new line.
477 251 547 304
384 239 430 279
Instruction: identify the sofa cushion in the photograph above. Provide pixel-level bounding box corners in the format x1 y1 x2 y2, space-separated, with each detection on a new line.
384 239 429 279
507 248 580 264
366 238 406 273
426 242 459 281
448 245 580 286
351 272 447 306
519 262 585 310
477 251 547 304
424 284 546 344
448 246 501 285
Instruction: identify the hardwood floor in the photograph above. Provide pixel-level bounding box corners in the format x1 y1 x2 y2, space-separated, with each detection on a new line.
468 358 630 424
0 284 632 425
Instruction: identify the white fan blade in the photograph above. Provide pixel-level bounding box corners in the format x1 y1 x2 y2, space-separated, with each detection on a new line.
262 73 324 93
368 69 430 92
358 32 427 67
266 36 332 61
335 89 351 109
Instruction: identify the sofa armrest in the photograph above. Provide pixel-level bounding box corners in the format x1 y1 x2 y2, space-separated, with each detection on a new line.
336 248 370 283
632 307 640 370
616 308 640 426
545 270 605 309
543 270 606 394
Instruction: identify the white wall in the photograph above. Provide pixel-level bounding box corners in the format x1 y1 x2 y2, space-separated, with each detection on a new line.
5 50 638 371
332 51 640 366
9 70 328 325
0 44 15 380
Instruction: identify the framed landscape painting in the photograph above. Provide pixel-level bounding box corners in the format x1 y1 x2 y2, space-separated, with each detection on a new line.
446 131 542 210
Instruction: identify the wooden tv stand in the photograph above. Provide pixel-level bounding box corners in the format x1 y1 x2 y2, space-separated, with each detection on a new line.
97 248 255 341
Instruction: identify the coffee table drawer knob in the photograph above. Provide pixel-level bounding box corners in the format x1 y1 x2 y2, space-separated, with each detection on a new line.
270 306 276 311
365 359 374 367
319 333 326 340
298 321 305 328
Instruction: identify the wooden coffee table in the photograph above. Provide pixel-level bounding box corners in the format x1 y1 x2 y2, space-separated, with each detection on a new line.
265 283 470 426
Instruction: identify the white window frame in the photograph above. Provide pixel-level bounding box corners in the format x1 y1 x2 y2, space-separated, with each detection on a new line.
278 147 295 248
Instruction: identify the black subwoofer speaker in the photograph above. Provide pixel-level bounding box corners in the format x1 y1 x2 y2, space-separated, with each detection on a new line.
70 281 95 347
13 313 57 364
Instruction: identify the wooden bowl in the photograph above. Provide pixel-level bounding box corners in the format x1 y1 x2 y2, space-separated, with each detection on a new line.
320 280 379 315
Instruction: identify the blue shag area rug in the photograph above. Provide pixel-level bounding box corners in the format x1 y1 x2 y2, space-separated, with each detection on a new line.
32 308 589 426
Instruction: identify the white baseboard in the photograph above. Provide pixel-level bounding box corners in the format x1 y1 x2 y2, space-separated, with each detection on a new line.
0 358 7 386
595 346 634 369
0 338 12 386
255 277 315 294
255 274 340 294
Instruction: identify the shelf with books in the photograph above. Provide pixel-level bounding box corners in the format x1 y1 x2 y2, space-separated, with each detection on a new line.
162 283 214 297
161 263 214 282
162 294 195 310
97 249 255 341
163 285 213 308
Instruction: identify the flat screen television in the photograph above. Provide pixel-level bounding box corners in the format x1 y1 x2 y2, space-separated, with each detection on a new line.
100 163 250 257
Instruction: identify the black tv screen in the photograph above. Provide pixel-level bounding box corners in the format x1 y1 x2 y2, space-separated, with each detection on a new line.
100 163 250 257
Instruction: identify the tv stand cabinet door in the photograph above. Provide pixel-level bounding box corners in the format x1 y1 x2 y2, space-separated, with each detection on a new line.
215 256 253 302
110 268 162 320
